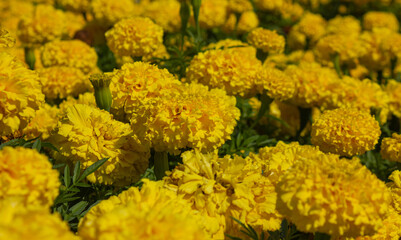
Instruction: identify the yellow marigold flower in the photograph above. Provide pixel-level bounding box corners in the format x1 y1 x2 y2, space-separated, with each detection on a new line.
41 40 98 74
143 0 181 33
363 11 399 32
287 12 326 49
49 104 150 186
247 28 285 54
253 0 283 11
79 179 209 240
57 0 91 12
164 150 282 239
264 50 314 69
0 28 15 48
205 39 256 58
198 0 228 29
110 61 181 121
0 201 79 240
311 108 381 156
236 11 259 34
350 64 369 79
380 133 401 162
276 155 391 238
256 67 296 100
314 34 368 66
186 48 262 97
59 92 96 114
268 100 300 137
326 15 361 36
222 13 237 34
105 17 163 57
387 170 401 213
278 2 304 22
0 52 44 137
136 83 240 154
385 80 401 118
227 0 253 13
17 4 66 45
90 0 139 26
381 32 401 59
22 103 59 140
64 11 86 39
359 29 392 71
284 62 340 108
37 67 91 99
0 147 60 208
142 43 170 62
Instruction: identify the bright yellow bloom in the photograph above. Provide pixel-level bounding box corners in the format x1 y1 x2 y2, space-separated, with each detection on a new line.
198 0 228 29
253 0 283 11
326 15 361 36
311 108 381 156
276 155 391 238
135 83 240 154
64 11 86 39
59 92 96 114
278 2 304 22
143 0 181 33
204 39 256 58
287 12 326 49
314 34 368 66
284 62 339 108
359 29 392 71
186 48 262 97
236 11 259 34
105 17 164 57
50 104 150 186
227 0 253 13
37 67 91 99
0 147 59 208
380 133 401 162
57 0 91 12
110 61 181 121
256 67 296 100
381 32 401 59
164 150 282 239
387 170 401 213
0 28 15 48
268 100 300 137
41 40 98 74
363 11 399 32
385 80 401 118
0 201 79 240
79 179 209 240
355 208 401 240
247 28 285 54
0 52 44 137
17 4 66 45
90 0 138 26
22 103 60 140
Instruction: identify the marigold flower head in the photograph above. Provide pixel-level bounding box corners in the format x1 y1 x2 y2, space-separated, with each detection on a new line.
278 2 304 22
236 11 259 34
311 108 381 156
385 80 401 118
22 103 59 140
198 0 228 29
381 32 401 59
205 39 256 58
90 0 139 26
256 67 296 100
57 0 91 12
37 67 91 99
59 92 96 114
277 155 391 238
49 104 150 186
110 62 181 122
253 0 283 11
227 0 253 13
105 17 164 57
314 34 368 66
247 28 285 54
363 11 399 32
186 48 262 97
380 133 401 163
64 11 86 39
0 28 16 48
164 150 282 238
135 83 240 154
79 179 209 240
359 29 392 71
284 62 340 108
387 170 401 213
0 52 45 137
287 12 326 49
0 147 60 208
143 0 181 33
326 15 361 36
268 100 300 137
0 201 79 240
17 4 66 45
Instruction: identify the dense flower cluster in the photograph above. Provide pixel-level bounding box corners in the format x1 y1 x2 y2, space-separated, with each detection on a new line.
311 108 381 156
247 28 285 54
90 0 138 26
0 147 60 208
22 103 59 140
105 17 164 57
381 133 401 162
50 104 150 186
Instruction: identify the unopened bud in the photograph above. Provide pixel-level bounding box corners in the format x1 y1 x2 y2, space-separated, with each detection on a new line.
90 73 112 112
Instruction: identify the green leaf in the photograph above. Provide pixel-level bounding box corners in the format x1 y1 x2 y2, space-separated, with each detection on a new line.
32 138 41 152
74 182 91 188
72 162 81 184
41 142 59 151
0 138 26 150
77 158 108 183
64 165 71 188
60 197 81 203
70 201 88 216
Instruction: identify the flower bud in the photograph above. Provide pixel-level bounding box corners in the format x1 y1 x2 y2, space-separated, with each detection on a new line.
90 73 112 112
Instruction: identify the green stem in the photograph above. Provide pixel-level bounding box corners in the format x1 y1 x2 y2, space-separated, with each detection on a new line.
251 94 272 128
24 47 35 70
332 54 342 77
154 151 169 180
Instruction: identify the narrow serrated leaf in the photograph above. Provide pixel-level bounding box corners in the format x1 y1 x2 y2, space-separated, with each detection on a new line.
77 158 108 183
70 201 88 216
72 162 81 184
75 182 91 188
64 165 71 187
41 142 59 151
32 139 41 152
